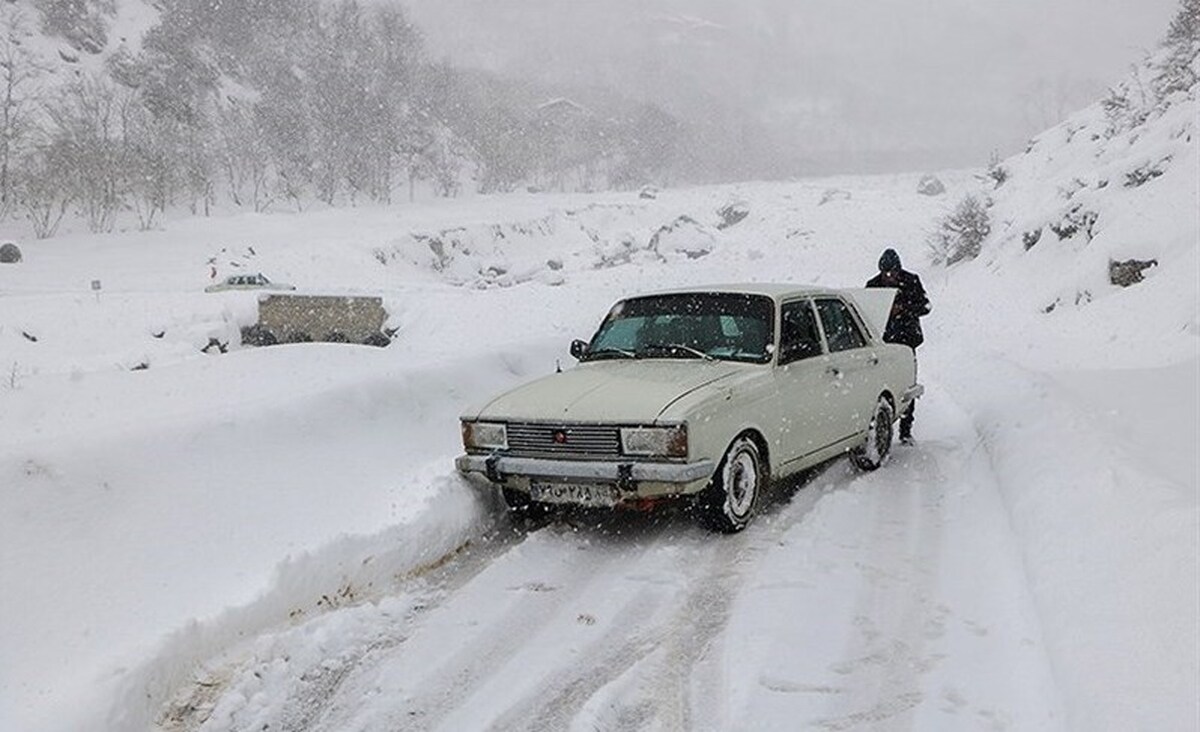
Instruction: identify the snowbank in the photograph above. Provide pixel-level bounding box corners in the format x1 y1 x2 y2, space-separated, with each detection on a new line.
929 350 1198 729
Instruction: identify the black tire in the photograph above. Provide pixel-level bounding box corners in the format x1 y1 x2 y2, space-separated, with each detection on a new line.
501 487 551 520
289 331 312 343
364 332 391 348
325 331 349 343
240 325 277 347
851 396 895 471
697 435 765 533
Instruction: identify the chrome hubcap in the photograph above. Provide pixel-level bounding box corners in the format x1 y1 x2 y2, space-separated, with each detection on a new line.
727 450 757 517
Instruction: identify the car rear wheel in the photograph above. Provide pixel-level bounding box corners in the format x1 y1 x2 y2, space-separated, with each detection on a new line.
851 395 894 471
698 436 764 534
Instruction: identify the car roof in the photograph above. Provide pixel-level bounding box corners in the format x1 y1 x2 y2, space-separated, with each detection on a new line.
633 283 845 302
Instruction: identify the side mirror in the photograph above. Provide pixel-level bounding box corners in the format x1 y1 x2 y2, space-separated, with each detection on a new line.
569 339 589 360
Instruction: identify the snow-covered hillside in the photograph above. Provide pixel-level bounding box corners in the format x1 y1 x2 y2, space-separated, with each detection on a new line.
936 46 1199 370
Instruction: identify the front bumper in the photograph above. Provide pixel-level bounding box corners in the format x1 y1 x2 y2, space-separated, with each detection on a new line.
455 453 715 491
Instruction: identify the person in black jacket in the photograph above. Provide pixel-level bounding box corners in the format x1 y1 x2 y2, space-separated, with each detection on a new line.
865 248 930 443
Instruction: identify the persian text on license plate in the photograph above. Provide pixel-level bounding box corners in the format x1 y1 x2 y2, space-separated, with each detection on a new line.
529 482 620 507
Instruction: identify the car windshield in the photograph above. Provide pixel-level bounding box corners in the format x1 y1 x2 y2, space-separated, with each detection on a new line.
585 292 775 363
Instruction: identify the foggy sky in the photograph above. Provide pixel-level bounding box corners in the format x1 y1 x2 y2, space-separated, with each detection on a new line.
402 0 1178 175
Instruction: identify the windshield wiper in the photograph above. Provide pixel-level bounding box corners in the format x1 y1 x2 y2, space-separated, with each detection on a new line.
640 342 715 361
585 347 638 361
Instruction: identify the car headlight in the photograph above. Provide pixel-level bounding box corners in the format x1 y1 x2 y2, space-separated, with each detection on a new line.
620 425 687 458
462 421 508 451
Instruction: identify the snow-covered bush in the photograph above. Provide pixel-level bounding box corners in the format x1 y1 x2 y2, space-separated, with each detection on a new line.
916 174 945 196
819 188 851 205
0 241 21 263
927 194 991 266
986 151 1009 188
1154 0 1200 97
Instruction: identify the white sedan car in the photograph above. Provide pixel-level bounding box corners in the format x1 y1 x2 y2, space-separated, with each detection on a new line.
456 284 923 533
204 273 296 293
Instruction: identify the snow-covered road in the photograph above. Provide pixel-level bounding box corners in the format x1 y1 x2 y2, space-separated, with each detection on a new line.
160 377 1067 732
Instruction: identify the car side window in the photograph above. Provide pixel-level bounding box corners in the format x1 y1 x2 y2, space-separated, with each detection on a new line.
816 299 867 352
780 300 823 364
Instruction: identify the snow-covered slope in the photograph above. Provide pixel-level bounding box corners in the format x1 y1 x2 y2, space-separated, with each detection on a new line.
1 147 1194 731
2 0 160 79
0 7 1194 729
939 48 1198 369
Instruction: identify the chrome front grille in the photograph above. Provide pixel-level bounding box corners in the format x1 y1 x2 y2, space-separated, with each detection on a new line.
505 423 622 458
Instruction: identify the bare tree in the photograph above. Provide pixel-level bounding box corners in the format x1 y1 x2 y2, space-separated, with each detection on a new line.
178 121 215 216
44 76 134 232
215 101 273 211
15 143 74 238
0 6 47 217
124 102 182 230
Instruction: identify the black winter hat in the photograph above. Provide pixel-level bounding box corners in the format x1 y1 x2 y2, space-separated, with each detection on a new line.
878 248 902 272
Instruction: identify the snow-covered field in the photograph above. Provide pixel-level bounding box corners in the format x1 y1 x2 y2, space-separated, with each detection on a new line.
2 93 1197 731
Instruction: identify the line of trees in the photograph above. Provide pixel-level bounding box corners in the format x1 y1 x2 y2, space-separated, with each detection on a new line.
1 0 684 238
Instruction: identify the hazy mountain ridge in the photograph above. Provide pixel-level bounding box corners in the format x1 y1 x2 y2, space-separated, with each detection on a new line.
0 0 690 241
404 0 1178 176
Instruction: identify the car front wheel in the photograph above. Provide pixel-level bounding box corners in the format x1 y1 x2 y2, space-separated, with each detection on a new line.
698 436 764 534
851 395 894 471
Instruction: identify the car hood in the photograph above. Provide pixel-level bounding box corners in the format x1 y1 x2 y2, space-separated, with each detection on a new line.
471 359 751 423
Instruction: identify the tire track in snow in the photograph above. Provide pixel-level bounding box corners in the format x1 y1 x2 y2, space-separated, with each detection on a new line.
813 443 953 731
166 462 854 732
786 383 1064 731
486 588 667 731
503 539 750 732
284 521 537 732
492 475 833 731
393 570 612 728
297 470 834 731
310 521 657 732
158 517 531 732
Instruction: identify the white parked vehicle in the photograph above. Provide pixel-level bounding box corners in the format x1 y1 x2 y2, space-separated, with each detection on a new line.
456 284 923 532
204 273 296 293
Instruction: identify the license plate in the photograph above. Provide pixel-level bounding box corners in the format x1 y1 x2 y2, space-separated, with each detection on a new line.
529 481 620 507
